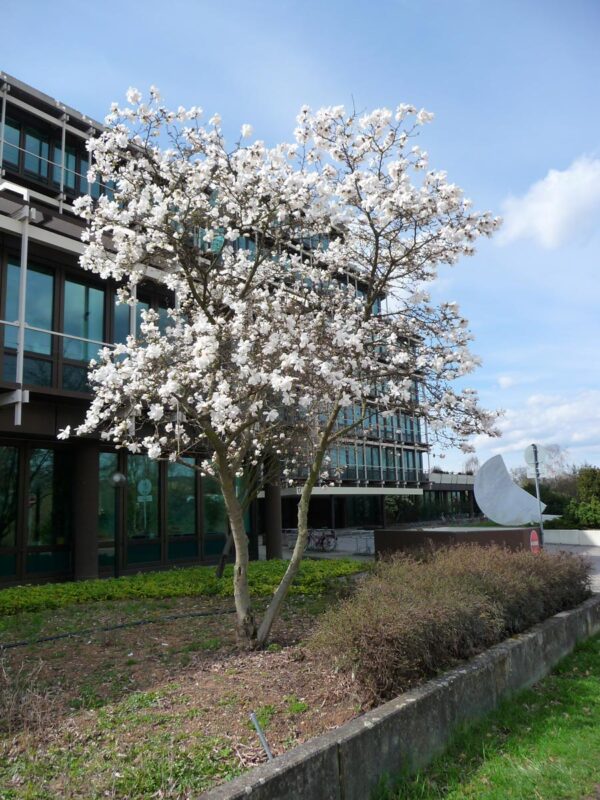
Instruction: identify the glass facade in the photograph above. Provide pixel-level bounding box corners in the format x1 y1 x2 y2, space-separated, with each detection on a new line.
1 116 107 198
98 452 118 570
51 144 77 190
2 119 20 167
0 445 73 579
0 446 18 550
63 280 105 361
167 458 198 560
203 475 228 556
127 454 160 563
3 261 54 386
24 128 49 179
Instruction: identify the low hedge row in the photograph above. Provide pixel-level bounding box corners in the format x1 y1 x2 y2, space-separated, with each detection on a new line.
0 559 365 616
311 546 591 705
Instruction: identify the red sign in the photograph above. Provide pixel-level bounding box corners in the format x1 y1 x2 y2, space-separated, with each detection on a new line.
530 530 540 554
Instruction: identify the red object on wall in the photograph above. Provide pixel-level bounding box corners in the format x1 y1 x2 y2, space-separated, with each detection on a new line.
530 529 540 553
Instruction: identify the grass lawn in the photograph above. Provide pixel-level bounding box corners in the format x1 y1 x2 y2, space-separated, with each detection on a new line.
379 633 600 800
0 560 363 799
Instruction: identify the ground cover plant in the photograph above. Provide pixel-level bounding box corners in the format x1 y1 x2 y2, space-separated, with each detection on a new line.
377 633 600 800
312 546 591 704
0 558 365 618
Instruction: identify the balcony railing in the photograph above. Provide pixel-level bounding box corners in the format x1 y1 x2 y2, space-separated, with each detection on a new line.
0 319 111 396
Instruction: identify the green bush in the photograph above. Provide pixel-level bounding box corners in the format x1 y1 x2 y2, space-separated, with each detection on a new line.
311 546 590 705
546 497 600 529
0 559 365 617
570 497 600 528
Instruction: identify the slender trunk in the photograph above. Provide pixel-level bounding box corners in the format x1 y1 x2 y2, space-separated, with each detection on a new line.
217 456 257 646
255 410 337 648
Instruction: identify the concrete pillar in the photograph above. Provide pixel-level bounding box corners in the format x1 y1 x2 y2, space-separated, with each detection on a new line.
73 440 99 580
264 481 283 560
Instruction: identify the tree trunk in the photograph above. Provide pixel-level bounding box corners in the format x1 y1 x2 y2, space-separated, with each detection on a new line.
255 444 326 648
217 458 257 646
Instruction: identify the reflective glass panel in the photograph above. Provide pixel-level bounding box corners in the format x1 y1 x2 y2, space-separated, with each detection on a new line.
2 353 52 387
51 145 77 190
79 156 89 194
2 119 20 166
5 261 53 354
24 129 49 178
167 458 196 537
0 446 18 548
63 279 105 361
114 300 149 343
99 452 118 544
28 449 55 545
127 455 159 539
62 364 89 393
203 476 227 535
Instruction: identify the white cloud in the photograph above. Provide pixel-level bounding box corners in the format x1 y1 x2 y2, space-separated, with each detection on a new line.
497 375 515 389
450 389 600 472
498 156 600 249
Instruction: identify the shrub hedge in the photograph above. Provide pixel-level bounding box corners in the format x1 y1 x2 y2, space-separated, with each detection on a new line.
0 559 365 616
311 546 591 705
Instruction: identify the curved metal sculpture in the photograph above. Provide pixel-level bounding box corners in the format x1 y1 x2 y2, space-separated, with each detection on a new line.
474 455 546 526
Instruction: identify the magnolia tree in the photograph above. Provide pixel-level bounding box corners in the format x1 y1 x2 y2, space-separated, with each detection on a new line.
63 88 500 647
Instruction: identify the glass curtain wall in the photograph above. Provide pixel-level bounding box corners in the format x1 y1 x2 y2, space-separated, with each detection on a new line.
167 458 198 560
126 454 160 564
3 261 54 386
63 279 105 392
0 446 18 577
98 452 118 571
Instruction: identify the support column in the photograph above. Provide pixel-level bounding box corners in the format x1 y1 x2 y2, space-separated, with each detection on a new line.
73 440 99 580
264 481 283 560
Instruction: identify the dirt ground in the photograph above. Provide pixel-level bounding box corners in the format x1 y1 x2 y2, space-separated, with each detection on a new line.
0 593 359 797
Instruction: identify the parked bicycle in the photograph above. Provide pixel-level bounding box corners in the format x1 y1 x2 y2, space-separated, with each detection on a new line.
306 528 338 552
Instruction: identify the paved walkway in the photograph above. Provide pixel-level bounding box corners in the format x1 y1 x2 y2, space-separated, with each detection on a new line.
545 543 600 592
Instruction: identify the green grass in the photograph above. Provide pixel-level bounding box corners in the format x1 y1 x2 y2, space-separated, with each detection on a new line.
0 559 366 617
377 634 600 799
0 722 240 799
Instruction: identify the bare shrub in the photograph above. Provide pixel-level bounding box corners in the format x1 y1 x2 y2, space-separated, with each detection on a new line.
311 546 591 705
0 655 53 735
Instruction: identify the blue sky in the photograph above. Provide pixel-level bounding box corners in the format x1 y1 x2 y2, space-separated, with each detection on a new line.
3 0 599 472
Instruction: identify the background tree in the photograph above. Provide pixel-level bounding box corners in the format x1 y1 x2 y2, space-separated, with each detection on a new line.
63 90 500 647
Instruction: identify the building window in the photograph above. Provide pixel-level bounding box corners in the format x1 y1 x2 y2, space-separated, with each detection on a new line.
126 455 160 564
3 260 54 387
98 452 118 569
167 458 198 560
51 144 77 191
63 279 105 360
27 449 55 546
114 299 150 343
23 128 50 179
167 459 196 537
203 476 227 536
2 119 20 167
0 446 18 549
127 455 159 539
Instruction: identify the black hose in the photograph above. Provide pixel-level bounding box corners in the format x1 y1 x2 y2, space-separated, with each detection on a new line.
0 607 236 651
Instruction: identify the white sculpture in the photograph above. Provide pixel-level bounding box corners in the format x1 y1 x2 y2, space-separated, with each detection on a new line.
474 455 545 526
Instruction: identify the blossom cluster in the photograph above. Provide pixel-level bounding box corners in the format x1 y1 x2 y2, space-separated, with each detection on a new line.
66 89 500 485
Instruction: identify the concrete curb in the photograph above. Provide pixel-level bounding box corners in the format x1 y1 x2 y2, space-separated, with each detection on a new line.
200 595 600 799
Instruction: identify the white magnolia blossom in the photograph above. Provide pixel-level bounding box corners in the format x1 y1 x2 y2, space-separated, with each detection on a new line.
68 91 501 644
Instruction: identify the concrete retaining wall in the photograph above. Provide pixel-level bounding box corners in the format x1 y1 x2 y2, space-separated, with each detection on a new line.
545 529 600 547
201 595 600 800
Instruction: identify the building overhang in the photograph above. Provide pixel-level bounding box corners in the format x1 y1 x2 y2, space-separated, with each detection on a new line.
279 486 423 497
